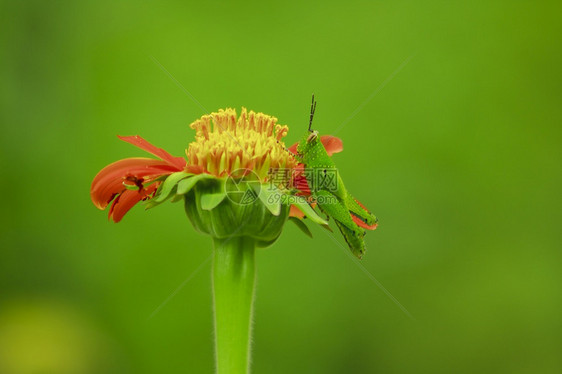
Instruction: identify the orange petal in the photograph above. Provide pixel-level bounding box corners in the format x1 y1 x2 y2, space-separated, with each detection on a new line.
289 201 318 219
108 183 159 223
91 157 179 210
320 135 343 156
293 175 311 195
291 163 311 195
288 142 298 154
185 164 205 174
118 135 186 170
289 204 305 219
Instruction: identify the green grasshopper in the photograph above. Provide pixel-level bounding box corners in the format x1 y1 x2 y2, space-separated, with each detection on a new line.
293 96 378 258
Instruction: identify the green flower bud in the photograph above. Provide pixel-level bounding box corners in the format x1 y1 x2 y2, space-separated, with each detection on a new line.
183 175 290 248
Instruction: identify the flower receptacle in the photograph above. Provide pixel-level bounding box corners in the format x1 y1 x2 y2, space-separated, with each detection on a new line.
184 177 290 248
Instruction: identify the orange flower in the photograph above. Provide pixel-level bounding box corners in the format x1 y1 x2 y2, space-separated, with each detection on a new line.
90 135 187 222
91 108 298 224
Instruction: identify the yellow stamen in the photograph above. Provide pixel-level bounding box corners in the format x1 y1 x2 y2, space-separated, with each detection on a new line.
186 108 296 179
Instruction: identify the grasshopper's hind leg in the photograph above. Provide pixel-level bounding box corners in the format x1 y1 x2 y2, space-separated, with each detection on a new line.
314 190 366 258
345 194 378 226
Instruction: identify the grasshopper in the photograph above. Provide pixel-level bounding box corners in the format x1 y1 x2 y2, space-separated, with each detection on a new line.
293 96 378 258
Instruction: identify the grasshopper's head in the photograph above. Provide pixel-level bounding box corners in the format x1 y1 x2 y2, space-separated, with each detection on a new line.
296 129 319 161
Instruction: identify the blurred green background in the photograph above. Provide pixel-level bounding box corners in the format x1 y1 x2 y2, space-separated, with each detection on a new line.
1 0 561 373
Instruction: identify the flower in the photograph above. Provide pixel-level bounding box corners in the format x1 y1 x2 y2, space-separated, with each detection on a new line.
91 107 375 241
90 135 187 222
91 109 300 231
180 108 300 244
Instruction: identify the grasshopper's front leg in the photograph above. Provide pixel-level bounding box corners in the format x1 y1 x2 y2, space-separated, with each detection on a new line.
314 190 366 258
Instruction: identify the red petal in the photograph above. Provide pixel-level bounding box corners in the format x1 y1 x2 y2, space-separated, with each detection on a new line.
289 204 305 219
288 142 298 154
185 164 205 174
292 163 311 195
289 201 317 219
293 163 305 175
91 157 179 210
118 135 186 170
293 175 311 195
320 135 343 156
109 183 159 223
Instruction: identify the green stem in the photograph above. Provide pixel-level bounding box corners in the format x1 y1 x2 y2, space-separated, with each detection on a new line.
212 236 256 374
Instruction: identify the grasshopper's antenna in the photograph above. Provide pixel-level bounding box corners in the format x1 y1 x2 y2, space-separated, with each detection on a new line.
308 94 317 132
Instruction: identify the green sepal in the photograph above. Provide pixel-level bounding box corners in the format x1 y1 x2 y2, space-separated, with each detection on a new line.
155 171 192 202
291 198 329 226
256 232 283 248
253 184 282 216
320 222 334 233
177 173 214 195
289 217 313 238
184 179 290 244
201 192 227 210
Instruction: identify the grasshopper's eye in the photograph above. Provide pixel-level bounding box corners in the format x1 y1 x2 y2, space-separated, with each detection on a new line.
307 131 318 143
